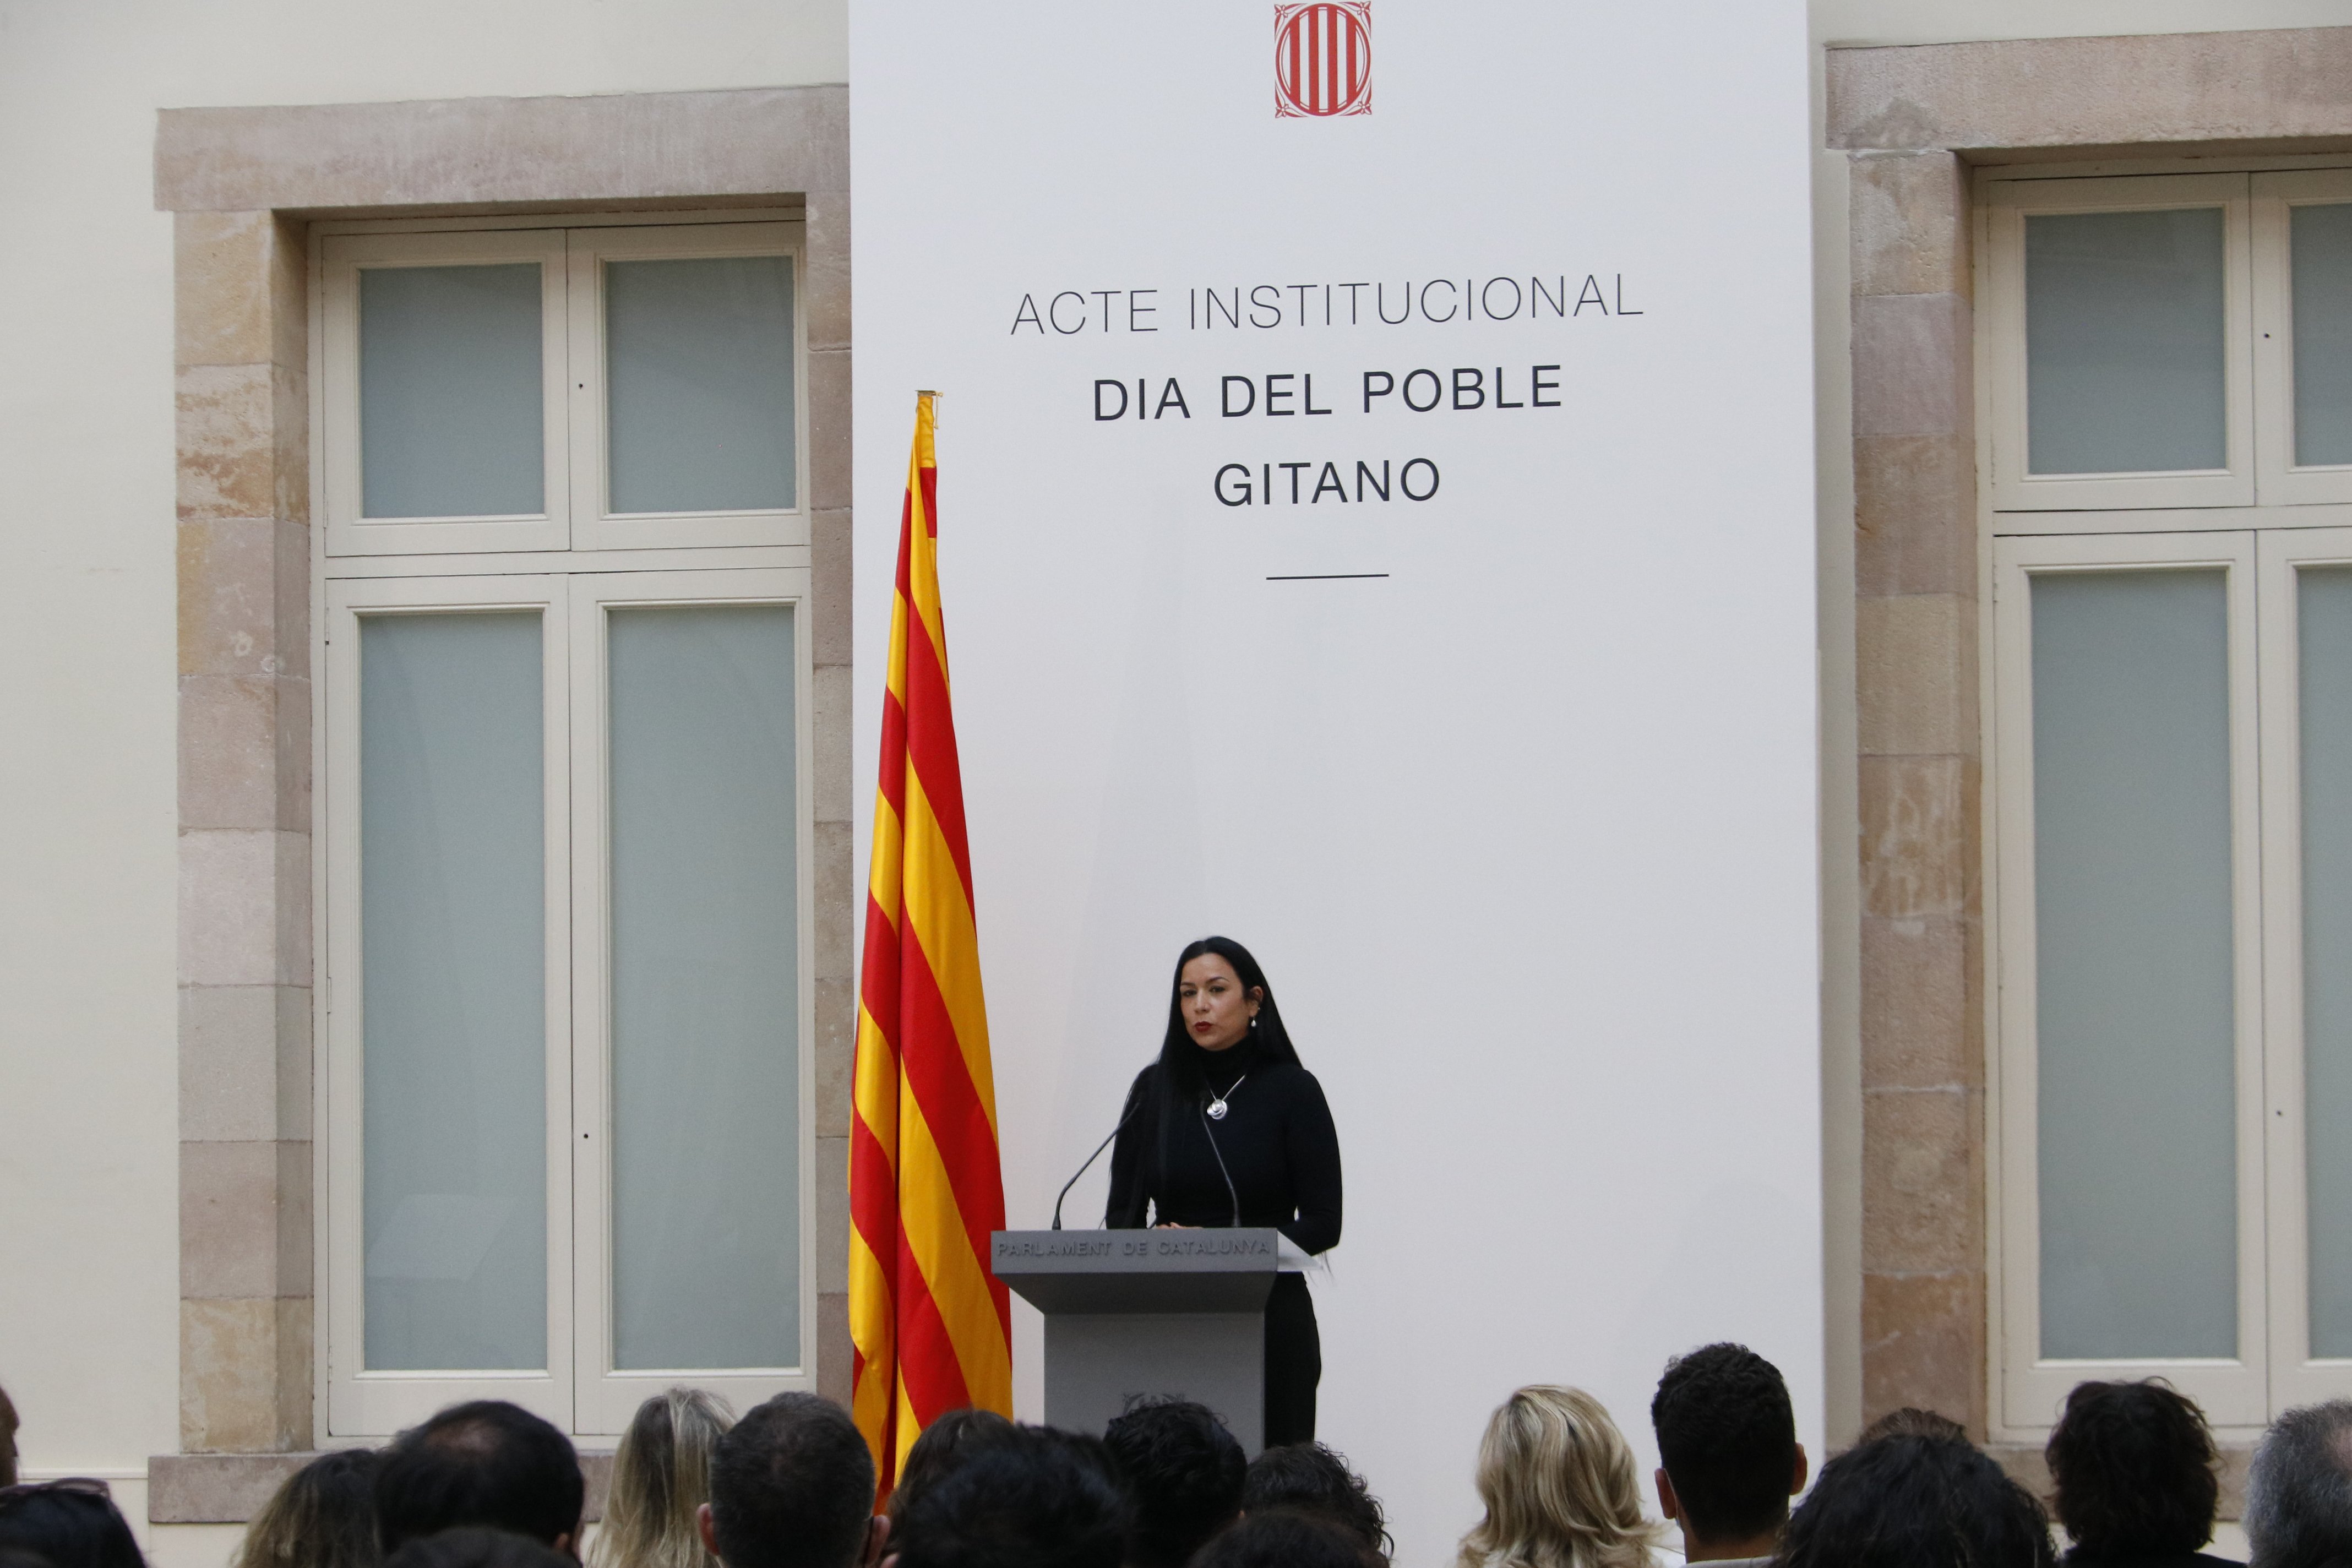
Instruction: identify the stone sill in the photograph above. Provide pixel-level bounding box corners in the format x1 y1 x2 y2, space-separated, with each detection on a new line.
1985 1442 2250 1522
149 1450 616 1525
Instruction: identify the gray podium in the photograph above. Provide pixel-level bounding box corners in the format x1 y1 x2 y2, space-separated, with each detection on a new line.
992 1228 1293 1453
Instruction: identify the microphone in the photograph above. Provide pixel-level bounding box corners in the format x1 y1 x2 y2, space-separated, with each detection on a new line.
1051 1081 1147 1231
1199 1094 1242 1229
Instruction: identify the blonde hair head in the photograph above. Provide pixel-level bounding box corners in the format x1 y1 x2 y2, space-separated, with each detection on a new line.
593 1389 736 1568
1454 1386 1664 1568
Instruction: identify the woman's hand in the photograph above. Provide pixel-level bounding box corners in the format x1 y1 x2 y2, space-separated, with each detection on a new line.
1154 1222 1199 1229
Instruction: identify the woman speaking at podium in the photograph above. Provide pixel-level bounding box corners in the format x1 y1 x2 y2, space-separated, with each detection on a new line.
1105 936 1343 1446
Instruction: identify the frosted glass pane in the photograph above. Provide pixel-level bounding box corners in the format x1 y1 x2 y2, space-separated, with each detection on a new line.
2302 569 2352 1355
606 257 796 514
360 613 547 1371
2293 204 2352 467
608 605 799 1369
360 265 545 518
2033 570 2237 1360
2026 209 2227 475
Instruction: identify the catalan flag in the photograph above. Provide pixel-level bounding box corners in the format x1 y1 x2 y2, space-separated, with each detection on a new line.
848 393 1012 1495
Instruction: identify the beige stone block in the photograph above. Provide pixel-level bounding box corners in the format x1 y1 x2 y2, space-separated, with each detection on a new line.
1861 1087 1983 1274
269 214 308 377
178 364 283 522
176 212 277 369
581 1452 614 1523
1852 152 1969 300
277 1141 313 1295
277 986 314 1142
1858 755 1977 922
804 191 851 353
1827 28 2352 154
181 674 301 831
1860 915 1981 1091
178 519 305 678
182 1140 283 1300
148 1452 312 1523
1861 1270 1985 1436
1852 293 1972 442
812 820 856 982
815 1135 850 1294
271 362 310 525
1856 593 1976 758
811 508 852 668
807 348 852 514
181 1299 300 1454
181 987 278 1142
180 831 280 988
274 1296 314 1451
816 1292 853 1408
814 976 856 1139
1855 435 1974 599
812 664 854 827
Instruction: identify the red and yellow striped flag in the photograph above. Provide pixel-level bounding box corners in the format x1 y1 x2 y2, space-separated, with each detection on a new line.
848 393 1013 1495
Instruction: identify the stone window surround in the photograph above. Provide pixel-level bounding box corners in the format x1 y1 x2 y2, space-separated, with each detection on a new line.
154 85 851 1524
1832 24 2352 1503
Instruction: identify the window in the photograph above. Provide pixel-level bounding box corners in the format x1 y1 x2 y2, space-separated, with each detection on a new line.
314 217 814 1439
1988 168 2352 1432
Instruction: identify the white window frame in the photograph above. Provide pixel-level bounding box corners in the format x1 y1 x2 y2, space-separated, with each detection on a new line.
2253 172 2352 508
1986 173 2256 513
1989 531 2269 1431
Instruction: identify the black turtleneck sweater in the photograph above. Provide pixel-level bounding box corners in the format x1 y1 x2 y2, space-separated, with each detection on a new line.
1102 1038 1343 1255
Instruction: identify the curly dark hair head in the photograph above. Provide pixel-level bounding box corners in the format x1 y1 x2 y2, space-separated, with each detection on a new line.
1241 1444 1389 1559
1859 1407 1968 1445
1649 1343 1797 1546
2045 1380 2218 1557
1101 1400 1245 1568
1779 1434 2056 1568
888 1427 1126 1568
888 1408 1019 1525
1190 1509 1382 1568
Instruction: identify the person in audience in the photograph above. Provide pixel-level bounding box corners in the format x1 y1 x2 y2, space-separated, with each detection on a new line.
1099 1400 1244 1568
595 1390 734 1568
0 1479 148 1568
0 1385 18 1489
698 1392 881 1568
2045 1379 2230 1565
1648 1343 1806 1566
885 1410 1017 1526
1240 1443 1389 1559
383 1528 574 1568
1190 1509 1381 1568
883 1426 1124 1568
1778 1433 2055 1568
1452 1386 1663 1568
375 1401 585 1558
1857 1407 1969 1445
2245 1399 2352 1568
235 1449 383 1568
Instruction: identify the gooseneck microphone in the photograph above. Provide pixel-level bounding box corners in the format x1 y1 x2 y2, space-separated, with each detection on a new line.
1199 1093 1242 1229
1050 1081 1147 1231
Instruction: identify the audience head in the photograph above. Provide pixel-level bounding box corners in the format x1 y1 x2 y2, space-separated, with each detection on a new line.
383 1529 574 1568
702 1392 877 1568
2045 1379 2218 1559
1648 1343 1805 1560
0 1480 146 1568
1858 1406 1969 1445
1190 1509 1381 1568
1454 1386 1661 1568
377 1402 584 1556
236 1449 383 1568
1099 1400 1244 1568
1240 1444 1389 1559
885 1411 1017 1526
2246 1398 2352 1568
597 1389 734 1568
1779 1433 2055 1568
0 1386 17 1489
884 1426 1125 1568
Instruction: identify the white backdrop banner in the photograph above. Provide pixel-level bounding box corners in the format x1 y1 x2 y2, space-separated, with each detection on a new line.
849 3 1820 1558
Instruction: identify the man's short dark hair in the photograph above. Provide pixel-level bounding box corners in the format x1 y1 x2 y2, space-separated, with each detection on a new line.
1101 1400 1244 1568
1779 1434 2055 1568
2246 1399 2352 1568
1649 1343 1798 1546
382 1529 573 1568
1240 1444 1388 1558
375 1402 584 1553
887 1427 1125 1568
707 1393 873 1568
1188 1509 1380 1568
886 1408 1019 1525
1859 1407 1968 1445
2046 1380 2218 1557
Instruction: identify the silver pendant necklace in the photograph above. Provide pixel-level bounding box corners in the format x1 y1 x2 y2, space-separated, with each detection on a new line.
1207 1073 1247 1120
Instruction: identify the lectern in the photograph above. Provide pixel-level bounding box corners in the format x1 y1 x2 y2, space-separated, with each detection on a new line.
991 1228 1298 1453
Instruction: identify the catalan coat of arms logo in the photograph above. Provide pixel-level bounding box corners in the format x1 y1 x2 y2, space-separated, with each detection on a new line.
1274 3 1371 118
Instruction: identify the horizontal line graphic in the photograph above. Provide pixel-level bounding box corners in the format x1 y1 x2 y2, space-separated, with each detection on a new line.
1266 572 1390 581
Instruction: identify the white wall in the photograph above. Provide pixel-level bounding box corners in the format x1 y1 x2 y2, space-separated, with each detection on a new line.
0 0 844 1540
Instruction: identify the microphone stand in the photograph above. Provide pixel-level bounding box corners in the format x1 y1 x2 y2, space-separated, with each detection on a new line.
1050 1085 1146 1230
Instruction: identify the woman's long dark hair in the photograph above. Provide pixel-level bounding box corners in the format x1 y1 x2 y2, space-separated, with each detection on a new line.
1155 936 1301 1097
